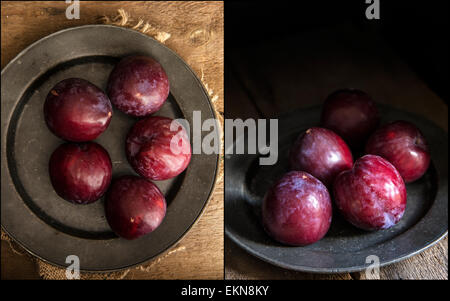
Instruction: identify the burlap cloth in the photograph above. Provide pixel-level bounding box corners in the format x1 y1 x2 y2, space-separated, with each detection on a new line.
1 9 224 280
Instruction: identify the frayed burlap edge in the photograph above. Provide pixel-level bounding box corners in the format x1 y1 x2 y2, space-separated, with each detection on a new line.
1 230 28 257
2 8 223 280
36 244 187 280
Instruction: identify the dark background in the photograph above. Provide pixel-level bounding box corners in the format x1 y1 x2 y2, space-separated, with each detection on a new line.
224 0 448 279
226 0 449 105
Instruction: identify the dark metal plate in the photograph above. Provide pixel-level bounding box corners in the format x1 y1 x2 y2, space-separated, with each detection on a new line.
225 105 448 273
1 25 219 271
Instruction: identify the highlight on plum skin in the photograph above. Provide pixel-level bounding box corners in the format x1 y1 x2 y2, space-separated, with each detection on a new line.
333 155 407 231
321 89 380 148
365 120 431 183
126 116 192 181
105 175 167 240
107 55 170 117
289 127 353 188
44 78 113 142
262 171 332 246
48 142 112 205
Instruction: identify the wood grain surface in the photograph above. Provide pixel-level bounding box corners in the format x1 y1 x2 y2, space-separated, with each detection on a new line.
1 1 223 280
225 23 448 280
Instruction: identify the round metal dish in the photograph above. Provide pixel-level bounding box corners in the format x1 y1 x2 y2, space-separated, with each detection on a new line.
1 25 219 271
225 105 447 273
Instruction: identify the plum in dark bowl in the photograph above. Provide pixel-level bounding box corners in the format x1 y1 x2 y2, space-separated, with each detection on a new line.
105 176 167 240
49 142 112 204
333 155 407 231
262 171 332 246
366 120 430 183
289 127 353 187
44 78 112 142
126 116 192 181
107 55 170 117
321 89 380 148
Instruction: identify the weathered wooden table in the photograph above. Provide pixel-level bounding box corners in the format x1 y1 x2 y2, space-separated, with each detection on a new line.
1 1 224 280
225 23 448 280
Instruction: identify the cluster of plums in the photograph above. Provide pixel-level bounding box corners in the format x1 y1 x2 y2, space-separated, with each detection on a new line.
262 89 431 246
44 55 191 240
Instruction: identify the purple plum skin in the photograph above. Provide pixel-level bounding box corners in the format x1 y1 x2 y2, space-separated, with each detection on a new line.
126 116 191 181
44 78 112 142
49 142 112 204
262 171 332 246
107 56 169 117
289 127 353 187
105 176 166 240
365 121 430 183
333 155 407 231
321 89 380 147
